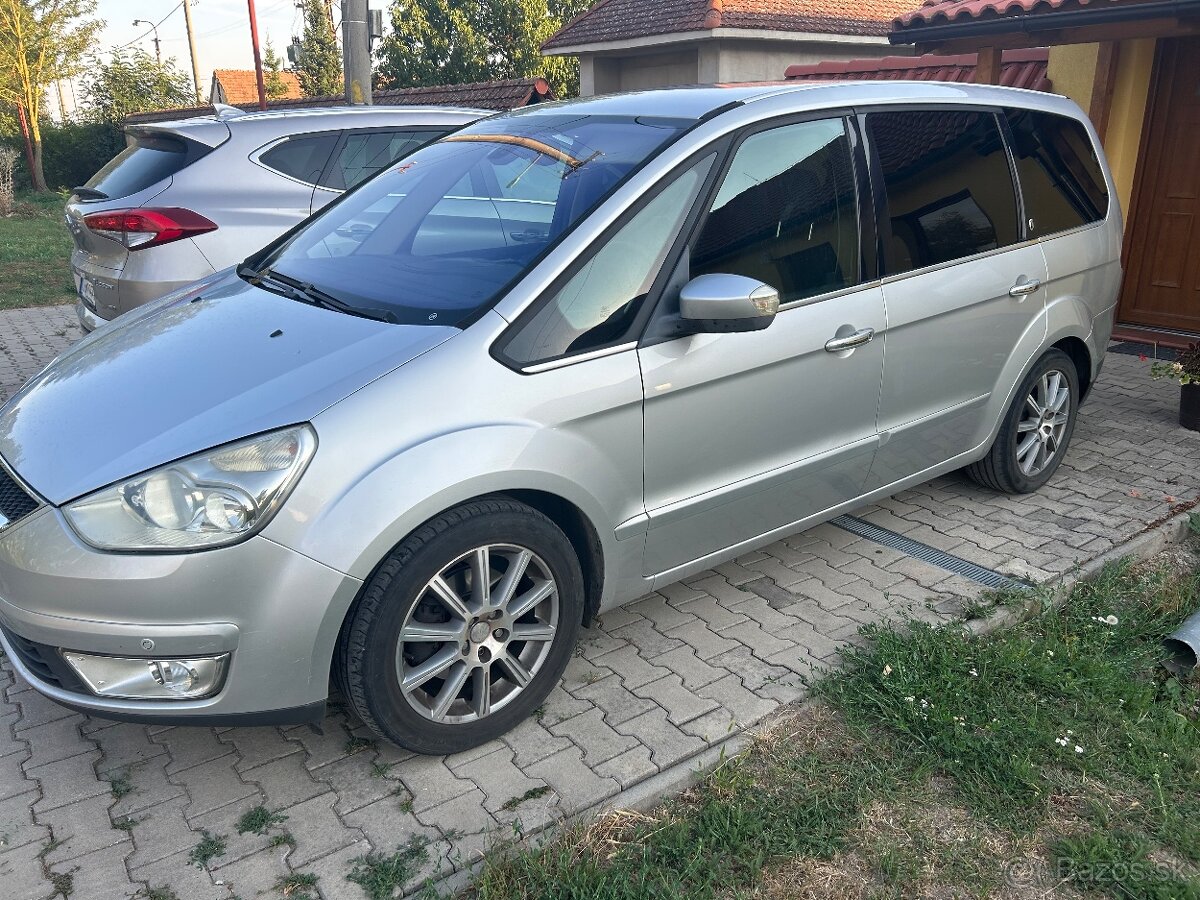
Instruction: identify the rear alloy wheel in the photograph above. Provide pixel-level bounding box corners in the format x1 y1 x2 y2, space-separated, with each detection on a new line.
337 499 583 754
966 348 1080 494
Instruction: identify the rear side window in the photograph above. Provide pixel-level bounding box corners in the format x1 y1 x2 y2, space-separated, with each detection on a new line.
320 129 446 191
84 133 206 200
1004 109 1109 237
868 110 1020 275
259 132 338 185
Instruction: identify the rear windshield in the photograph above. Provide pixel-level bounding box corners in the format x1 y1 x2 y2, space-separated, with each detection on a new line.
253 112 692 327
83 133 205 200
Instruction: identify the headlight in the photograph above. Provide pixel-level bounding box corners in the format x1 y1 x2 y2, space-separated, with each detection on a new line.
64 425 316 551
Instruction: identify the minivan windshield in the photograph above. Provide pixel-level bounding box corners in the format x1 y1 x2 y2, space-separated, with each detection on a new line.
250 113 692 327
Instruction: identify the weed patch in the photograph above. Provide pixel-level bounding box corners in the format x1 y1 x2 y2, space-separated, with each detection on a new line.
236 805 287 835
346 836 432 899
188 831 226 868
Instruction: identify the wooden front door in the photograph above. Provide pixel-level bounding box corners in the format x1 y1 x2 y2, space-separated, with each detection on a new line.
1118 37 1200 333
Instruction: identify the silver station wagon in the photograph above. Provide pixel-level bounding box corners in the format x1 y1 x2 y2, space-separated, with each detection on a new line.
0 82 1120 753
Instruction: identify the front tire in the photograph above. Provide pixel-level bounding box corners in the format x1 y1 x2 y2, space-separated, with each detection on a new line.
337 498 584 754
966 348 1079 494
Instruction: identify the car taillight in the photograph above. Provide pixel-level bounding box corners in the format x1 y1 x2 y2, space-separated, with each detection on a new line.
81 208 217 250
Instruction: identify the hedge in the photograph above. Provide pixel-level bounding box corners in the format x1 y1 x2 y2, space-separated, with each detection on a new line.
1 121 126 192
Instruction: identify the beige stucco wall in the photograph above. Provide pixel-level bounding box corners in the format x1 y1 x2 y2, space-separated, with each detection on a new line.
572 36 903 96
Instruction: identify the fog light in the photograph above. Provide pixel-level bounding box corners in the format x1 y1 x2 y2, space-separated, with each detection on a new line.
61 651 229 700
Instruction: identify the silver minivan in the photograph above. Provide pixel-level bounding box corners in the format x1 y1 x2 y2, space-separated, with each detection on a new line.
0 83 1119 754
66 105 484 331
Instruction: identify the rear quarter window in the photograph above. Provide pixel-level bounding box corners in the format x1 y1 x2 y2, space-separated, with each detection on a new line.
259 132 339 185
84 133 208 200
1004 109 1109 237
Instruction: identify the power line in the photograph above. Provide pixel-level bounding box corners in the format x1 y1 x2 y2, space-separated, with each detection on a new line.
114 1 186 51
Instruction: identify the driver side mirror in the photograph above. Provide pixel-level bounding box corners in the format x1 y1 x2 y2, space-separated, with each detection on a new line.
679 274 780 333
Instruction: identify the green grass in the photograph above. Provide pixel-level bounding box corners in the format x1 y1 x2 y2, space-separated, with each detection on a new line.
346 837 433 899
274 872 318 898
187 830 226 868
106 770 133 800
235 805 287 836
470 551 1200 899
0 191 74 310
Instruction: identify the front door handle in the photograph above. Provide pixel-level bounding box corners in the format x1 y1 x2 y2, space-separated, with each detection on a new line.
824 327 875 353
1009 278 1042 297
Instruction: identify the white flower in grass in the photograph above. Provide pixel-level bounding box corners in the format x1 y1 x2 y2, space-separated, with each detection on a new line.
1092 614 1119 626
969 668 979 677
904 696 915 703
1074 745 1084 754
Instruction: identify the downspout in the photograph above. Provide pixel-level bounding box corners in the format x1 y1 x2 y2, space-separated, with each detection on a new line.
1162 610 1200 674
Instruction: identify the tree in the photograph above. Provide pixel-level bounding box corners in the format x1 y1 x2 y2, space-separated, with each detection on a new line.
377 0 590 97
0 0 102 191
262 38 289 100
80 49 194 123
295 0 340 97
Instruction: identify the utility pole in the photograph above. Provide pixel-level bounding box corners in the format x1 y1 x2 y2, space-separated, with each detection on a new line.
182 0 203 104
55 79 68 122
247 0 268 110
341 0 371 105
132 19 162 63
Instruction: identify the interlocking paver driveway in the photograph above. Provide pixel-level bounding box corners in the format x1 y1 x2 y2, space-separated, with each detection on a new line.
1 306 1197 899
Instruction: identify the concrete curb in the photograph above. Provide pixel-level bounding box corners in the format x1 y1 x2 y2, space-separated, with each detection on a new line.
411 510 1196 899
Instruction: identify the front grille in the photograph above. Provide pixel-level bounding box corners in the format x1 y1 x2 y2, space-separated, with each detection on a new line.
0 463 38 527
1 625 88 693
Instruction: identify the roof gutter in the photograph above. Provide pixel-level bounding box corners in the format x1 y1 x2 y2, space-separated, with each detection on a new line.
889 0 1200 44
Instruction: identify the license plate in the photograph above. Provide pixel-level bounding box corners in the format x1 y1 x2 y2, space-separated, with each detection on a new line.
77 275 96 305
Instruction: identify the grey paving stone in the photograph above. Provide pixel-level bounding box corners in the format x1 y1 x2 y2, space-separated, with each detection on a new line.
18 716 90 767
673 594 749 631
172 754 258 820
225 727 301 773
571 673 656 726
306 840 387 900
38 792 126 865
586 644 670 690
242 749 328 811
548 707 638 767
525 746 619 813
0 789 47 853
279 791 364 867
654 646 729 690
59 841 138 900
415 787 497 865
450 746 547 815
613 708 706 769
108 756 187 818
309 752 403 816
124 796 197 871
666 619 744 661
624 594 699 632
206 844 289 898
154 727 234 776
283 717 356 771
131 847 226 900
500 716 573 769
341 794 436 855
0 839 54 900
90 723 164 776
28 750 108 813
396 755 474 814
696 673 779 727
594 744 657 788
11 691 77 733
632 673 719 726
0 751 35 802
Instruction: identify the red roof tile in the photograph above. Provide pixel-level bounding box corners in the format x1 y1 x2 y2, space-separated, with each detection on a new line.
892 0 1149 30
212 68 303 103
543 0 920 50
784 47 1050 89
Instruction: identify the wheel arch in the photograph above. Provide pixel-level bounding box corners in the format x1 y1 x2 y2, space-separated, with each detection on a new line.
1051 335 1093 399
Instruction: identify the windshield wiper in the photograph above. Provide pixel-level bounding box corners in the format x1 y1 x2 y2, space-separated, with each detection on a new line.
259 268 400 325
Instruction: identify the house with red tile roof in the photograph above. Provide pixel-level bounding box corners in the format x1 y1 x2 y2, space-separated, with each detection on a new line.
210 69 304 104
541 0 918 95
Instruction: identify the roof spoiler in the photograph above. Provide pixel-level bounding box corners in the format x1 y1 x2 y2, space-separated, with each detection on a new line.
213 103 247 120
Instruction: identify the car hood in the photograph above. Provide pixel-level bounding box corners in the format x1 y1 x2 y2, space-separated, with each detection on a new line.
0 273 457 504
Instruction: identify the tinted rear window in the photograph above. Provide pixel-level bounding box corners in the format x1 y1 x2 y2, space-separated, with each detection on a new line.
320 129 448 191
84 133 201 200
1004 108 1109 237
259 132 338 185
869 110 1020 275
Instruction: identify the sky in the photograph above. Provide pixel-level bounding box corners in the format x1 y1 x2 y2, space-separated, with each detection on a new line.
56 0 335 117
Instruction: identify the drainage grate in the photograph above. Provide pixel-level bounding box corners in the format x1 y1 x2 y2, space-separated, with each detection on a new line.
830 515 1031 592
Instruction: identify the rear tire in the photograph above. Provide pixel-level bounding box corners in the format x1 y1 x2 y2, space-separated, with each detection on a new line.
336 498 583 755
966 349 1079 494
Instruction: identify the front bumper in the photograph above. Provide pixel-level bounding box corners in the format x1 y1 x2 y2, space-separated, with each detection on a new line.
0 506 362 723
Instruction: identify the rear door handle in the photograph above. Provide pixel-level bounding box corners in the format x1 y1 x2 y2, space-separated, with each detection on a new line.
1009 278 1042 297
824 327 875 353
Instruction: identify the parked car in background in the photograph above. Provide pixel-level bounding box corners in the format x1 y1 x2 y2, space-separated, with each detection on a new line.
65 105 486 330
2 83 1119 754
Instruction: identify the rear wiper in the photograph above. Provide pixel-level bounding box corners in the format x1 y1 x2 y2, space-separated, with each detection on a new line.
262 268 400 325
72 186 108 200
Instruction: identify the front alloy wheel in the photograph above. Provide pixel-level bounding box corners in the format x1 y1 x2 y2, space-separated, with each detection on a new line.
337 498 583 754
397 544 560 724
